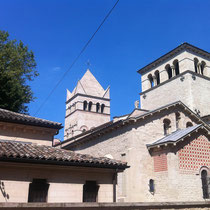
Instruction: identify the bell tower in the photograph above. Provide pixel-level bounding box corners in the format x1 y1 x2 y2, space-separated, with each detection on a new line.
138 43 210 118
64 69 110 140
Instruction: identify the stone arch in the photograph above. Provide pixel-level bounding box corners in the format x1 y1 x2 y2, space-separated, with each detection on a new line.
101 104 105 113
165 64 172 79
88 101 92 111
163 118 171 135
201 61 206 76
175 112 181 129
194 58 199 73
200 167 210 199
154 70 160 85
173 59 180 76
96 103 100 113
148 74 154 88
83 101 88 111
80 125 88 133
186 121 193 128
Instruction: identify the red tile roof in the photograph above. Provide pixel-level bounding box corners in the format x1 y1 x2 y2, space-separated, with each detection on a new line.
0 108 62 129
0 140 128 169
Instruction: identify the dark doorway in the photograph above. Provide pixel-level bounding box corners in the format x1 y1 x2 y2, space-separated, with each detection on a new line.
28 179 49 202
83 181 99 202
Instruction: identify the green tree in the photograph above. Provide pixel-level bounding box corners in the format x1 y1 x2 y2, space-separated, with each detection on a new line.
0 30 38 113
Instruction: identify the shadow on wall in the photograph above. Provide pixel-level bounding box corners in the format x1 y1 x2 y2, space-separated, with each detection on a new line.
0 181 9 201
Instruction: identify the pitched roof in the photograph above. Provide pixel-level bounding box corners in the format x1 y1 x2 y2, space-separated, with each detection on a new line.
60 101 209 149
0 140 128 169
137 42 210 74
67 69 110 100
0 108 62 129
147 124 204 149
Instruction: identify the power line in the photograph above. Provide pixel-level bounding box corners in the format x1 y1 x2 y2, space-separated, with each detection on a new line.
34 0 120 116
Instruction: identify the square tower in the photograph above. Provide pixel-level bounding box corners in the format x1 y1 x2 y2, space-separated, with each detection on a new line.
64 69 110 140
138 43 210 117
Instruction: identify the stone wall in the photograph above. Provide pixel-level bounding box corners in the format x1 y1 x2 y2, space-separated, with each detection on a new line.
70 107 209 202
0 202 209 210
0 162 115 203
0 122 57 146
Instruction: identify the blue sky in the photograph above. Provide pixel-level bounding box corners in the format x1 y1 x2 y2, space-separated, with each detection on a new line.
0 0 210 140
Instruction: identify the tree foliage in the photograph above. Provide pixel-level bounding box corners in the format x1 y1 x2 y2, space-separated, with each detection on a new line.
0 30 38 113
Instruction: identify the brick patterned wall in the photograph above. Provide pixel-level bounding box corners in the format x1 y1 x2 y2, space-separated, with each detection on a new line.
179 135 210 172
154 154 168 172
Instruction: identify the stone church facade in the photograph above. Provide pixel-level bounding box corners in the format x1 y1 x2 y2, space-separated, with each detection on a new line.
61 43 210 202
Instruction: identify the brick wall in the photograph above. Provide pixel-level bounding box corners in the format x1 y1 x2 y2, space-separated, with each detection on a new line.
179 135 210 173
154 154 168 172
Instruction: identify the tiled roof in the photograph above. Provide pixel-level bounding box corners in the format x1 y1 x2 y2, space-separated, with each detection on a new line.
147 124 202 148
0 140 128 169
0 108 62 129
61 101 207 149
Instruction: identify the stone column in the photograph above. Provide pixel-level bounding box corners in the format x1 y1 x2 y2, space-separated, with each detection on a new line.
197 63 201 74
171 65 176 77
153 75 157 86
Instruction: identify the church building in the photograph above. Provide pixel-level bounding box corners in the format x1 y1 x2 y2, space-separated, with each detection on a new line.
60 43 210 202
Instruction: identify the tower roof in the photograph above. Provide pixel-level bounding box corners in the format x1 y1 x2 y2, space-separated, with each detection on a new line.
68 69 109 99
137 42 210 75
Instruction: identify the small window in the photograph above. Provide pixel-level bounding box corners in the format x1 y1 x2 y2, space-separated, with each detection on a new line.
149 179 155 194
201 61 206 76
201 170 209 199
83 181 99 202
154 70 160 85
148 74 154 88
28 179 49 202
96 103 100 113
166 65 173 79
186 122 193 128
194 58 199 73
88 101 92 111
83 101 88 111
101 104 105 113
175 112 181 130
173 60 180 76
163 119 171 135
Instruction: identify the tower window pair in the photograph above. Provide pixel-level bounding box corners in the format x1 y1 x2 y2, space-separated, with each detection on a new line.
165 59 180 79
148 70 160 88
83 101 105 113
194 58 206 75
83 101 93 111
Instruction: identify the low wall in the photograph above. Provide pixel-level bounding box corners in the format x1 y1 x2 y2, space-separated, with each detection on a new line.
0 202 210 210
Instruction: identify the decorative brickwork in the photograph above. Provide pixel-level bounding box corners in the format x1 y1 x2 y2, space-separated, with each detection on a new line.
154 154 168 172
179 135 210 172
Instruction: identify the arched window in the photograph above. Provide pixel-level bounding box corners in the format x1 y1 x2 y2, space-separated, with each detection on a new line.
201 169 209 199
88 101 92 111
148 74 154 88
175 112 181 129
149 179 155 194
173 60 180 75
166 64 172 79
101 104 105 113
163 119 171 135
194 58 199 73
201 61 206 76
96 103 100 113
186 122 193 128
154 70 160 85
83 101 87 111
